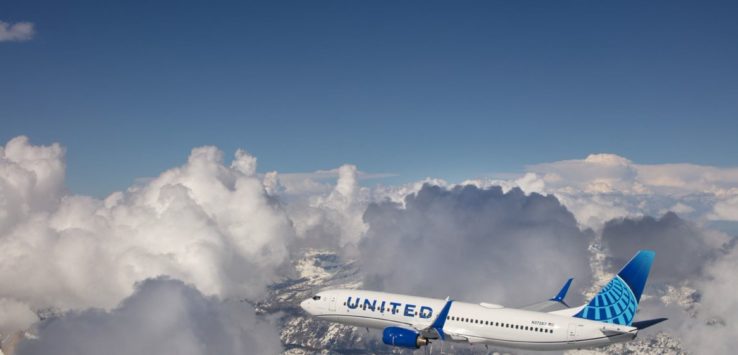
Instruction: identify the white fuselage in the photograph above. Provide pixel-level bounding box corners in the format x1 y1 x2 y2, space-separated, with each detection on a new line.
300 289 638 351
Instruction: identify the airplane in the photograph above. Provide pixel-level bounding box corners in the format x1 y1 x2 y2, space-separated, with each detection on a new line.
300 250 667 351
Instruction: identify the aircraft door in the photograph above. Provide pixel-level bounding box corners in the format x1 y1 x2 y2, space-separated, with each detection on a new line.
328 296 336 312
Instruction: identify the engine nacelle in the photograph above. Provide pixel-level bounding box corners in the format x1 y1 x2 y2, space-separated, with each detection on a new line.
382 326 429 349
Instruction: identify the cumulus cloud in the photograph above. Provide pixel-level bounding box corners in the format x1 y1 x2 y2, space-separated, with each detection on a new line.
600 212 731 282
0 299 36 337
450 154 738 229
16 278 282 355
526 154 738 226
683 244 738 354
0 21 34 42
0 137 294 338
0 136 65 234
358 153 738 233
359 184 594 306
711 195 738 221
3 135 738 354
266 166 394 197
280 164 369 251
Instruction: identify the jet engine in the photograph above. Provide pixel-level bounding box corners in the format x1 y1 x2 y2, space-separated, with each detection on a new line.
382 326 430 349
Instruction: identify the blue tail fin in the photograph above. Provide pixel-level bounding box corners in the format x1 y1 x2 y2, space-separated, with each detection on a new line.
574 250 655 326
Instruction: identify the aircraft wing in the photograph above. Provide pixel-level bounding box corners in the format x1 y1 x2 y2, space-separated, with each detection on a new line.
520 278 573 313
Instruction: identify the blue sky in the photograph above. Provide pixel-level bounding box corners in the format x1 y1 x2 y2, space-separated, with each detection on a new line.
2 0 737 196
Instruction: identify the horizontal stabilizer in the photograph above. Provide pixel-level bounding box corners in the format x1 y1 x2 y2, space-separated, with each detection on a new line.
632 318 668 330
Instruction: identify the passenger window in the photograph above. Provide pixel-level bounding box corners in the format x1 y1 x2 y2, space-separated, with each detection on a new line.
312 296 321 301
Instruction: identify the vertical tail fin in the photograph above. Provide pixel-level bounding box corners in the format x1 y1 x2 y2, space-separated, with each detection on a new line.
574 250 655 325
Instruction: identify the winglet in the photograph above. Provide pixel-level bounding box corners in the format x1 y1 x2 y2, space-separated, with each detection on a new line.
549 278 573 306
430 297 453 340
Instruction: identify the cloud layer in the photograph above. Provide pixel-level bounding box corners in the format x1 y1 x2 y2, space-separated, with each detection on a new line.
0 21 34 42
601 212 731 282
1 136 737 354
16 278 282 355
359 184 594 306
0 137 294 349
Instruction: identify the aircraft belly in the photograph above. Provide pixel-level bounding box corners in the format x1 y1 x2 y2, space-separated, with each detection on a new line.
320 314 405 330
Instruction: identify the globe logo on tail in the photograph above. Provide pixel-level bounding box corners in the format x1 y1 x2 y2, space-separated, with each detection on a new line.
575 276 638 325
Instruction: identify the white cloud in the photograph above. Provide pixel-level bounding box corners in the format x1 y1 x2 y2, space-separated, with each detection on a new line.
711 195 738 221
266 167 394 197
16 278 283 355
0 299 36 337
0 21 34 42
359 184 594 305
517 153 738 227
0 137 295 337
683 245 738 354
280 164 369 250
360 153 738 229
2 135 738 354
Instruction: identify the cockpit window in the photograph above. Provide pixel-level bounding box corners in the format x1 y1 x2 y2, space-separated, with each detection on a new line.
312 296 321 301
